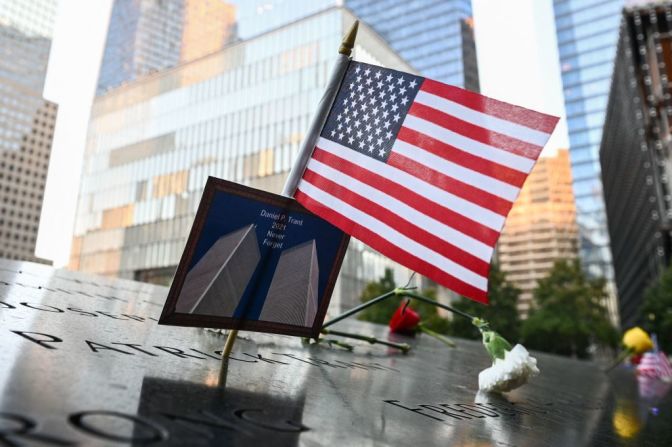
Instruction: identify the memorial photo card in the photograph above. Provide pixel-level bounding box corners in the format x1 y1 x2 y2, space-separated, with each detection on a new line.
159 177 349 337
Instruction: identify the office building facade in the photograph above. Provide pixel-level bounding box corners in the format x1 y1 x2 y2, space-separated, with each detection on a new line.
601 3 672 328
553 0 624 320
97 0 237 94
497 150 580 316
72 8 419 313
0 0 57 263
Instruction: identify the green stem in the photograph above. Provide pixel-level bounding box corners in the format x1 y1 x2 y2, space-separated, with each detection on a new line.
321 328 411 353
401 291 476 321
418 324 456 348
325 338 355 351
604 347 635 373
322 290 398 328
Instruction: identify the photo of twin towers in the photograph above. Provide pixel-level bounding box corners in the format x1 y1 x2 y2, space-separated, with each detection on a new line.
166 180 348 335
176 223 319 327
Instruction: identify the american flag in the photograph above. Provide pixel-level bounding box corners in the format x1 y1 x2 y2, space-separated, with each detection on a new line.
295 62 559 303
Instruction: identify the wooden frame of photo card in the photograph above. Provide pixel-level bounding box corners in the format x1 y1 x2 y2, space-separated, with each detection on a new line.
159 177 350 338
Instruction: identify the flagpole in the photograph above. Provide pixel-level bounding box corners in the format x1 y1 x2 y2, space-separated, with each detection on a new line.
281 20 358 196
221 19 359 359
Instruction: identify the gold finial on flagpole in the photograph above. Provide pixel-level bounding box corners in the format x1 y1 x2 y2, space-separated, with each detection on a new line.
338 20 359 56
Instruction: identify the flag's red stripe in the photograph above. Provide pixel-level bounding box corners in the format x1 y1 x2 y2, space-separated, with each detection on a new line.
302 169 490 276
295 189 489 303
408 102 543 160
397 127 528 187
420 79 559 134
311 147 500 246
387 152 513 217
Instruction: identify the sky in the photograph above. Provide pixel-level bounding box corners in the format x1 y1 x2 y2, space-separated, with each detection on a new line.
37 0 112 266
36 0 570 267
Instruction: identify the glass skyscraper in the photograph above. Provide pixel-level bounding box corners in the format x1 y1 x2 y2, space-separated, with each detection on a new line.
0 0 57 263
97 0 237 94
71 8 419 312
232 0 478 90
346 0 477 89
553 0 624 320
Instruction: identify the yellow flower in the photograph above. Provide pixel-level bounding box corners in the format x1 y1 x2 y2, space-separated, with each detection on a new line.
623 327 653 354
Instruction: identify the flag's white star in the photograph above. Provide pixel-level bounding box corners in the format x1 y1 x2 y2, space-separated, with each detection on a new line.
382 110 389 119
359 140 366 149
346 126 352 134
391 104 399 112
357 130 363 138
401 97 409 105
393 113 401 122
372 107 379 115
368 87 375 95
368 145 374 153
364 68 371 76
339 132 345 139
377 137 384 146
360 103 368 111
359 93 366 101
354 120 361 128
355 65 361 73
387 84 395 92
363 114 370 122
352 109 359 117
367 134 373 142
375 70 382 79
356 75 363 83
348 136 354 144
350 91 356 98
337 113 342 121
357 84 364 92
331 130 336 137
390 93 397 102
378 148 386 157
378 90 386 99
369 97 377 105
344 107 350 114
375 127 382 136
377 81 385 89
399 86 407 95
397 76 405 85
343 99 349 106
383 121 391 129
365 123 372 132
338 123 343 130
409 79 418 88
386 74 394 82
385 131 393 139
344 116 351 124
366 77 373 85
381 101 388 109
374 117 381 125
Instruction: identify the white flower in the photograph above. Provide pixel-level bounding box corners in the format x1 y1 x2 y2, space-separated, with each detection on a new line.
478 344 540 393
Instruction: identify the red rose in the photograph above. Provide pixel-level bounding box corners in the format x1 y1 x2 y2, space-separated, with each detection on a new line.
389 300 420 335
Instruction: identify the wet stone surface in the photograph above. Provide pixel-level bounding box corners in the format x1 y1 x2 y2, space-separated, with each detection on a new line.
0 259 670 446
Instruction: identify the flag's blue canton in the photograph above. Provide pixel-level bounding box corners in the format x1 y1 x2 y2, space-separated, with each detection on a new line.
320 62 423 162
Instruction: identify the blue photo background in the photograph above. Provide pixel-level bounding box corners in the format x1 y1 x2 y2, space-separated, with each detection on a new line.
187 190 345 323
